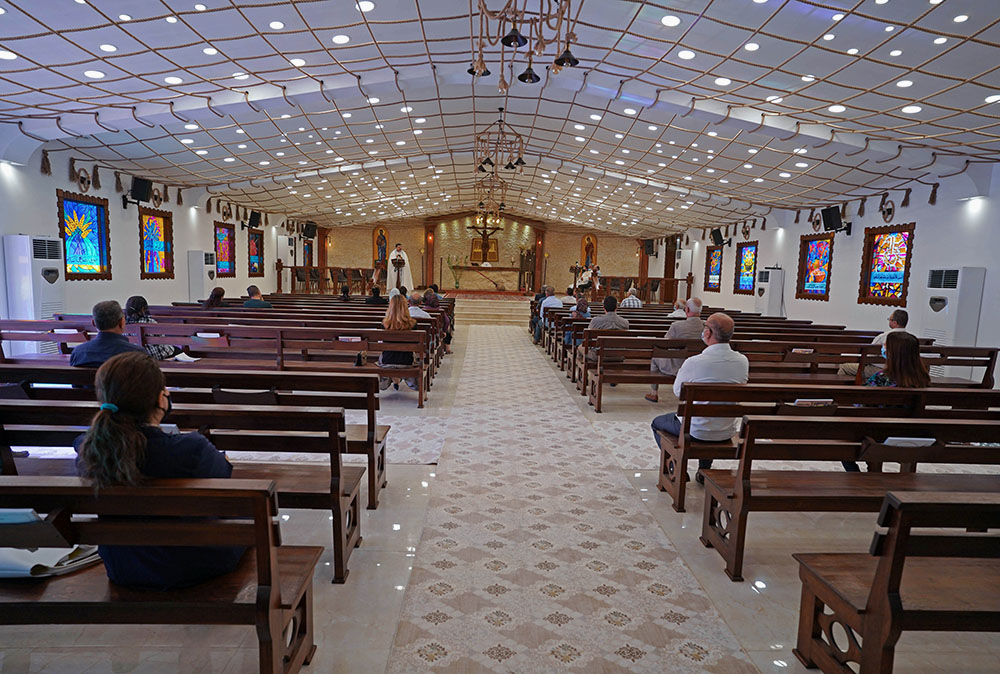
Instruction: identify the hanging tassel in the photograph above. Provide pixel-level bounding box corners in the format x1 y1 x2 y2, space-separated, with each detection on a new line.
879 192 888 211
68 158 76 182
40 150 51 176
115 171 123 193
701 228 706 240
92 165 101 189
901 188 911 208
761 217 767 231
840 203 847 218
265 213 269 227
858 197 866 218
176 189 183 206
808 208 815 223
163 186 170 203
929 182 939 205
794 210 801 224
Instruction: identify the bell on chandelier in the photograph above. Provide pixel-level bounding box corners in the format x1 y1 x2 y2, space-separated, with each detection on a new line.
517 65 540 84
501 27 527 48
514 157 526 166
554 47 579 68
468 63 491 77
504 161 516 170
477 165 487 173
480 157 495 167
499 202 506 210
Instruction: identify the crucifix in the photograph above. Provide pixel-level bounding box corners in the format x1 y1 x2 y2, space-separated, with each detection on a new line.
467 218 502 259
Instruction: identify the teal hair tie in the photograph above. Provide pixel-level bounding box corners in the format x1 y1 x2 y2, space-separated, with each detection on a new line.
100 403 119 413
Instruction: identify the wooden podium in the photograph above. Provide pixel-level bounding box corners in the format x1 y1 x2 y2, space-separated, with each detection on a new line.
391 256 406 290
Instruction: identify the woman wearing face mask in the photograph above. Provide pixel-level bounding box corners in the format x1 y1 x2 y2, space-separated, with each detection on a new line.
74 351 244 589
842 331 930 471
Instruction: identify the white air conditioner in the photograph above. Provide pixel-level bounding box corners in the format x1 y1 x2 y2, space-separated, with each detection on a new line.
187 250 217 303
754 267 785 317
3 234 66 355
921 267 985 380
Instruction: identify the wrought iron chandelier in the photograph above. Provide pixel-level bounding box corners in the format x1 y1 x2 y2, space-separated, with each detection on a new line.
475 172 509 225
475 107 527 177
469 0 580 93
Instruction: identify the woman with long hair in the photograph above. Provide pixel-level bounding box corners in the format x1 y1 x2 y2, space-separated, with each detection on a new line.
422 289 453 354
378 295 418 391
203 286 225 309
124 295 181 361
75 352 243 588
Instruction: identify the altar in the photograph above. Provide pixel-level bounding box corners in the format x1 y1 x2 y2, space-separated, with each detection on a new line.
451 266 520 291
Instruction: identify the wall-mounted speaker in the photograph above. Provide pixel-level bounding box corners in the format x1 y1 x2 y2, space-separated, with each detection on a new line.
130 177 153 203
821 205 843 231
248 211 261 228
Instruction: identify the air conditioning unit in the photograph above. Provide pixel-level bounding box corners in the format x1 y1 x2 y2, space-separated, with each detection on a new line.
754 267 785 317
3 234 66 355
921 267 985 380
187 250 217 303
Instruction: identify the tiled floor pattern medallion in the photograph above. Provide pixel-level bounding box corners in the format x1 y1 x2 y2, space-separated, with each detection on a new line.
388 326 757 672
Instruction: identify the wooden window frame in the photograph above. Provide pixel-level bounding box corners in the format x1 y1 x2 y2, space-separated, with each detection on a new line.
247 228 265 278
213 221 237 278
795 232 835 302
138 206 175 280
703 244 723 293
733 240 758 296
857 222 915 307
57 189 112 281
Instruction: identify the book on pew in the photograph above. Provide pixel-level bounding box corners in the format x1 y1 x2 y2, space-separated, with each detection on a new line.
793 399 835 407
172 353 201 362
338 336 362 342
0 510 101 578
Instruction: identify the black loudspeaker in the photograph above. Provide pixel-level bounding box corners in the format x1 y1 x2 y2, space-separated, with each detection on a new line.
248 211 261 228
710 228 724 246
302 222 318 238
821 206 843 231
130 177 153 203
643 239 655 255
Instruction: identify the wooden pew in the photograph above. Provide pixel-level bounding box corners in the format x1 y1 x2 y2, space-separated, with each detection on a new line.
0 364 390 510
698 416 1000 581
0 476 322 674
658 383 1000 512
793 491 1000 674
0 400 363 583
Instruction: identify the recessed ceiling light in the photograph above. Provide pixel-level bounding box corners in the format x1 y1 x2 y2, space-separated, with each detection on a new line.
896 79 913 88
195 3 207 10
832 13 844 21
828 104 846 113
660 15 681 27
195 150 208 155
765 95 783 103
259 161 270 166
0 50 17 60
396 140 406 146
714 77 732 86
647 125 657 130
269 21 284 30
901 104 922 114
752 0 767 3
184 123 199 130
181 138 194 144
744 42 759 51
367 97 380 104
289 58 306 67
342 112 352 118
165 16 178 23
623 108 637 115
332 35 350 45
84 69 105 79
889 49 902 56
719 179 729 184
237 144 247 148
677 50 696 60
779 172 791 178
118 14 131 21
934 37 947 45
413 129 422 134
203 47 218 55
233 72 249 80
615 133 624 139
985 95 1000 104
875 0 888 4
823 34 835 41
953 15 968 23
795 162 809 168
801 75 816 83
929 0 943 4
280 113 290 119
884 25 894 32
707 131 718 136
847 48 859 55
99 44 117 52
400 106 412 112
224 157 235 162
164 76 183 85
748 148 758 154
356 1 375 11
754 178 764 183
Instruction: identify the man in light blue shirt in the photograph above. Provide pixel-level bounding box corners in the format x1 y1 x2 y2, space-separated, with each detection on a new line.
534 286 564 344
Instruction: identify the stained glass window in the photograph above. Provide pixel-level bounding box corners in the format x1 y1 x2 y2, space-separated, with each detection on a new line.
248 228 264 277
795 233 835 302
858 223 914 306
58 190 112 281
704 245 723 292
303 240 313 267
734 241 758 295
138 207 174 279
214 223 236 278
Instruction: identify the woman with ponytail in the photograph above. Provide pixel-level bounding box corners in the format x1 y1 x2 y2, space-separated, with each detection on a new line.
75 352 244 588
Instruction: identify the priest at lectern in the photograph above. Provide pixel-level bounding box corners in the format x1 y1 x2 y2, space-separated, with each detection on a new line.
387 242 414 290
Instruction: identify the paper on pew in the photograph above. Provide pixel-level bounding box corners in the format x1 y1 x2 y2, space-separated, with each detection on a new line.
195 332 221 339
0 545 101 578
884 437 937 447
793 399 834 407
173 353 201 362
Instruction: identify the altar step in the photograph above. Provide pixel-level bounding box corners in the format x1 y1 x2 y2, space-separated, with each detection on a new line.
453 299 530 326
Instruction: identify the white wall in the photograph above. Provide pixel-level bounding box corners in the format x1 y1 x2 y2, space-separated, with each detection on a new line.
0 148 282 317
682 171 998 352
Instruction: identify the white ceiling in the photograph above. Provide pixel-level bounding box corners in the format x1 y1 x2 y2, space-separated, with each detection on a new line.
0 0 997 234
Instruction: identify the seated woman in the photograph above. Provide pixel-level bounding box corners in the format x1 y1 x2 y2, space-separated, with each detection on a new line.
203 286 225 309
843 331 930 472
378 295 418 391
339 284 352 301
74 352 244 589
422 289 452 354
124 295 181 361
564 299 590 346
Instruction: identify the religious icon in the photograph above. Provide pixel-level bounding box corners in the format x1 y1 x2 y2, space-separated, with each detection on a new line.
582 235 597 268
374 227 388 266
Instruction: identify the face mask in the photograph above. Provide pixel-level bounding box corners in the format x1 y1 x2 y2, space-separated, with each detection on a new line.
880 345 887 359
159 392 173 420
702 329 711 346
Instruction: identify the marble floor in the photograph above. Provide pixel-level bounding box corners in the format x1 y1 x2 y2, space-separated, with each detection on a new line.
1 324 998 673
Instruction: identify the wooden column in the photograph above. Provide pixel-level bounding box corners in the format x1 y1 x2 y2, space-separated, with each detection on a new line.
534 231 545 290
317 228 329 268
424 225 435 289
662 237 677 304
637 239 649 301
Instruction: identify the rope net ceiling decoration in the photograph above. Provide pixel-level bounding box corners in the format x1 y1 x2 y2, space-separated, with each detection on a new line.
0 0 997 235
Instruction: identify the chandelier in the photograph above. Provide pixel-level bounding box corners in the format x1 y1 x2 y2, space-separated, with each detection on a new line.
475 172 509 224
469 0 580 93
475 107 527 176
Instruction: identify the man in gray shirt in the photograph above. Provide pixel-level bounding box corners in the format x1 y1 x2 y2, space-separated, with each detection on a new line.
583 295 630 363
646 297 704 403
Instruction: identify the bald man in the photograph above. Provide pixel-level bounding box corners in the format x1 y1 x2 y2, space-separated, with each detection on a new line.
650 312 749 484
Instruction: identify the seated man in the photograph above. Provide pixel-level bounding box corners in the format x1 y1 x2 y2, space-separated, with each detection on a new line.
562 286 578 304
650 313 748 483
580 295 630 364
70 300 147 368
619 287 643 309
534 286 564 344
668 300 687 318
646 297 704 403
242 285 272 308
838 309 908 379
408 292 432 319
365 286 389 305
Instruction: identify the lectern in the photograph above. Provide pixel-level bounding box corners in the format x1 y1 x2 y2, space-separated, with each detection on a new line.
391 256 406 290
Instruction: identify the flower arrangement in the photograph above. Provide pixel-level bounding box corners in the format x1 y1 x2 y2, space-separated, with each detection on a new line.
446 254 469 288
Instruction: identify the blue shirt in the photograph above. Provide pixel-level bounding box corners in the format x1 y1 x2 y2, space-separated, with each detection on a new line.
69 332 146 368
74 426 244 589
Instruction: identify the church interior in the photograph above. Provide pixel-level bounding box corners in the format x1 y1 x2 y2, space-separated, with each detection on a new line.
0 1 998 673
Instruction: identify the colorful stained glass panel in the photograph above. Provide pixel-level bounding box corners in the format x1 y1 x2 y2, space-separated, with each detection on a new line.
215 225 234 276
248 230 264 276
303 240 313 267
738 244 757 291
707 249 722 290
63 198 109 275
803 239 831 295
868 231 909 299
142 214 169 274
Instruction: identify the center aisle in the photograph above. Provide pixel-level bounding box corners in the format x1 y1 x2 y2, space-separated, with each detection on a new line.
389 325 757 672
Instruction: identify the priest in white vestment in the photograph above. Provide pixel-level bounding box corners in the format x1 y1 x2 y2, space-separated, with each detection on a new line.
387 243 414 290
